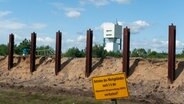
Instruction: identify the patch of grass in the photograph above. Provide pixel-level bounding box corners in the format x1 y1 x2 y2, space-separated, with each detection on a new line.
0 89 109 104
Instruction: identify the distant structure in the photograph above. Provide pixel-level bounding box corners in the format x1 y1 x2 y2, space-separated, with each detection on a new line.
103 22 122 52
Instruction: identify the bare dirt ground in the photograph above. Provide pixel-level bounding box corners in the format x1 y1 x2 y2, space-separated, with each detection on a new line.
1 56 184 103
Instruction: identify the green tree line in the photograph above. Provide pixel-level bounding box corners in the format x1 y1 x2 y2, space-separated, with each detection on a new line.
2 38 184 58
0 38 54 56
63 46 184 58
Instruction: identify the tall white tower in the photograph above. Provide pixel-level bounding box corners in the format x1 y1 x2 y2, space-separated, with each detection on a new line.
103 23 122 52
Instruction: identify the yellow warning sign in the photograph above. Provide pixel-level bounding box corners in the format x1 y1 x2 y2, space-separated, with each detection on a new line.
92 73 129 100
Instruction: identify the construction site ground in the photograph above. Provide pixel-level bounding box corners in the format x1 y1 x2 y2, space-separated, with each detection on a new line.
1 56 184 103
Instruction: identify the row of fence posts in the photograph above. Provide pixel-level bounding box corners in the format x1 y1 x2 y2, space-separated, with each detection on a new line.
7 24 176 83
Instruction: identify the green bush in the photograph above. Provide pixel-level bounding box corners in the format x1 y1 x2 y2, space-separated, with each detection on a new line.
131 48 147 58
92 44 122 58
0 44 8 56
106 51 122 58
36 45 54 56
63 47 85 57
14 38 31 55
92 44 106 58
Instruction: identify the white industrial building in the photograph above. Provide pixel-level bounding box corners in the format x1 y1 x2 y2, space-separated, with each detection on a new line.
103 23 122 52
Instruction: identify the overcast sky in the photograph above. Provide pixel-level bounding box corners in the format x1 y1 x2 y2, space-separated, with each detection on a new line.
0 0 184 52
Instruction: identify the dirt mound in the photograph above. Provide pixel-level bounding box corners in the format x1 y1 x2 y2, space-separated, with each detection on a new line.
1 56 184 103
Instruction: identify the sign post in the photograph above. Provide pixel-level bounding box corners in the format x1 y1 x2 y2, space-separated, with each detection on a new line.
92 73 129 103
111 99 118 104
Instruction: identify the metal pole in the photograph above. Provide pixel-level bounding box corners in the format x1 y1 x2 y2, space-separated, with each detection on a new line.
123 27 130 77
8 34 14 70
30 32 36 73
120 39 122 50
168 23 176 83
103 38 105 47
55 31 62 75
111 99 118 104
85 29 93 77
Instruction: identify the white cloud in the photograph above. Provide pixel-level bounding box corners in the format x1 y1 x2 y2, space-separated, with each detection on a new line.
65 10 81 18
51 2 84 18
82 0 109 6
151 38 168 49
30 23 47 30
0 11 11 18
64 8 84 18
37 37 54 43
37 36 55 46
12 34 55 47
80 0 130 6
0 20 47 31
117 21 124 25
66 39 74 43
64 35 86 51
176 40 184 49
131 38 184 53
0 10 48 46
100 22 114 29
0 11 47 31
95 22 114 30
51 2 64 10
97 20 149 34
14 34 24 42
111 0 130 4
0 20 26 30
129 20 150 34
77 35 86 42
66 35 86 44
64 31 99 51
11 34 31 44
131 39 167 52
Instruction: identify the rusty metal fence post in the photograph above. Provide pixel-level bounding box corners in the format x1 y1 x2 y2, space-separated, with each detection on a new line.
8 34 14 70
85 29 93 77
168 24 176 83
55 31 62 75
30 32 36 73
123 27 130 77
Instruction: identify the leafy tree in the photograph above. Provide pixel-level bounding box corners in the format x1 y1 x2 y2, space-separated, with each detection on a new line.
137 48 147 57
0 44 8 56
92 44 106 58
147 49 151 55
15 38 31 55
159 52 168 58
37 45 51 50
92 44 122 58
182 48 184 55
147 50 167 58
131 48 139 57
64 44 106 58
147 51 158 58
64 47 85 57
131 48 147 58
36 45 54 56
106 51 122 57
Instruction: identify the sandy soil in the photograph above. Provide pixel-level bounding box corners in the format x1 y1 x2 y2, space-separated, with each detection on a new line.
1 56 184 103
